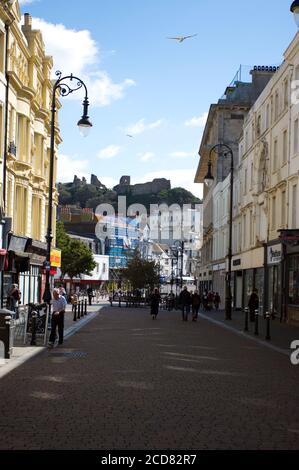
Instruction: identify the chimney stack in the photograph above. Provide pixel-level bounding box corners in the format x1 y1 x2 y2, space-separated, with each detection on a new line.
24 13 32 28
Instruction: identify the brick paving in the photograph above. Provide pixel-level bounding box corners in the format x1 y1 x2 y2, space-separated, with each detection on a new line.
199 308 298 352
0 305 299 450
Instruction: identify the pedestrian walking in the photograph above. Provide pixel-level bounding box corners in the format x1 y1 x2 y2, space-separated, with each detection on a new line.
70 290 78 312
150 288 161 319
48 288 67 347
191 291 201 321
7 283 21 314
202 290 208 311
248 289 259 322
179 286 192 321
87 286 93 306
214 292 221 310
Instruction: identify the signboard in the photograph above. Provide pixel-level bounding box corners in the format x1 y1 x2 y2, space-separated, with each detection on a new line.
50 249 61 268
279 230 299 246
267 244 282 265
8 235 28 252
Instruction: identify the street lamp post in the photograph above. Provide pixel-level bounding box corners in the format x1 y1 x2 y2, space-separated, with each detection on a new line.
171 240 185 291
43 71 92 304
204 143 234 321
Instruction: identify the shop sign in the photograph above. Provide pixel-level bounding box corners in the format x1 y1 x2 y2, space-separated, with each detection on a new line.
8 235 28 252
233 259 241 267
279 230 299 246
267 245 282 265
50 249 61 268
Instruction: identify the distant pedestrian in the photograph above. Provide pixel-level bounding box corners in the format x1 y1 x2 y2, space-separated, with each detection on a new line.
87 286 93 306
70 291 78 312
202 290 208 311
214 292 221 310
179 286 192 321
150 288 161 319
191 291 201 321
248 289 259 322
48 288 67 347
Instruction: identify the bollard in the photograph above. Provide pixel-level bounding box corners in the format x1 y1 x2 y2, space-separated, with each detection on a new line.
78 301 82 319
30 312 37 345
119 297 121 308
85 299 87 315
265 311 271 341
244 307 249 332
254 309 259 336
80 300 83 318
73 304 77 322
4 315 12 359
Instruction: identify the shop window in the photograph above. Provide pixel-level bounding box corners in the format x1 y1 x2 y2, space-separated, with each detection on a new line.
289 256 299 306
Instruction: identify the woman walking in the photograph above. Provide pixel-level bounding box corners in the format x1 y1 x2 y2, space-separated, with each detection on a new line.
150 288 161 320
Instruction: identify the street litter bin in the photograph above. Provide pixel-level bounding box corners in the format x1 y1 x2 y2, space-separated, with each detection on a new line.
0 308 15 359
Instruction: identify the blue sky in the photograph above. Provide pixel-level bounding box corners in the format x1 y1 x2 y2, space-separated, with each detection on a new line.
19 0 296 197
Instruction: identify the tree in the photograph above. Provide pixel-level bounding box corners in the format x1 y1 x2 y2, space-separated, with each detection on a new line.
122 251 160 290
56 221 96 278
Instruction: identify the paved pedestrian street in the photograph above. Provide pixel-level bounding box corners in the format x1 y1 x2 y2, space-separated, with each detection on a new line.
0 306 299 450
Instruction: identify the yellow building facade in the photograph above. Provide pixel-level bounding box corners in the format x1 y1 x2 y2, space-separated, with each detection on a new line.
0 1 60 305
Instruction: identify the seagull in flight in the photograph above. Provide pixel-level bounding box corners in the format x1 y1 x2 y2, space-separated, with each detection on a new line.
167 33 197 43
126 134 133 138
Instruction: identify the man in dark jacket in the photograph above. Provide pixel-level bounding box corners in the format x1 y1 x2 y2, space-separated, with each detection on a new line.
179 286 192 321
248 289 259 322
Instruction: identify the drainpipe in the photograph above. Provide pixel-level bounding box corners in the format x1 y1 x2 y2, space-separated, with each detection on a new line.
3 21 10 214
1 8 14 307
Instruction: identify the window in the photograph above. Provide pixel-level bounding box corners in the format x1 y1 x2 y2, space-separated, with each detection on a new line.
31 196 41 240
283 130 288 164
281 190 286 226
250 162 254 190
257 115 261 137
284 80 288 109
273 139 278 171
33 133 44 174
0 30 4 74
274 91 279 121
292 185 297 228
250 210 253 246
294 119 299 155
15 186 28 235
272 196 276 231
244 169 247 195
17 114 30 162
266 103 270 129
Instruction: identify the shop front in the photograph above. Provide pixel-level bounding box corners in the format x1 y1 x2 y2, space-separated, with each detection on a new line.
212 262 226 308
3 235 47 307
279 230 299 324
231 248 264 311
266 242 282 319
198 268 212 293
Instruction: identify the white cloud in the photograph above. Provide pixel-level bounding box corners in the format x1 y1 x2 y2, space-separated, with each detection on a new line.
57 154 89 183
97 145 122 160
99 177 119 189
185 112 208 128
135 169 203 199
31 17 135 107
126 118 163 136
19 0 38 4
32 18 98 76
169 151 196 159
139 152 155 162
87 72 136 107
